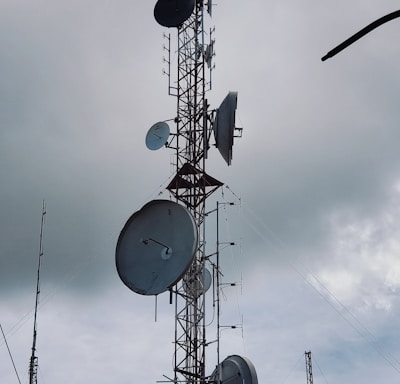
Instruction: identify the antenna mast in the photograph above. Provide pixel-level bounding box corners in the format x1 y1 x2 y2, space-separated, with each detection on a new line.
29 201 46 384
305 351 314 384
167 3 216 383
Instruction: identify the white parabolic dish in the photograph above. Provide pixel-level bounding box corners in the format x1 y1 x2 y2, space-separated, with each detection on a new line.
183 267 212 298
116 200 198 295
145 121 170 150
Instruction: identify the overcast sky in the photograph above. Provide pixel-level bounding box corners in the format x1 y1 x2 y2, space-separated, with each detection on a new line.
1 1 400 383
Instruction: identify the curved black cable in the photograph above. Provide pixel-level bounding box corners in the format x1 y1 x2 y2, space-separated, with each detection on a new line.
322 9 400 61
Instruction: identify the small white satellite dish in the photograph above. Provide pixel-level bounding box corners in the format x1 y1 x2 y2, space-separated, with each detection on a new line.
154 0 195 28
145 121 170 150
210 355 258 384
116 200 198 296
183 266 212 298
212 91 238 166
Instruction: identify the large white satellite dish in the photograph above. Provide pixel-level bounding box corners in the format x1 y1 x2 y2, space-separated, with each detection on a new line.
210 355 258 384
116 200 198 296
212 91 238 166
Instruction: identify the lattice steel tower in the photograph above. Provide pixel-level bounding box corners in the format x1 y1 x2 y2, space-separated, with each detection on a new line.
29 201 46 384
305 351 314 384
164 3 219 382
167 1 222 383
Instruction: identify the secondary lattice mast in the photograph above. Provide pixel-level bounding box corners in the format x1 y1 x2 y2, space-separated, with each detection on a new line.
29 201 46 384
305 350 314 384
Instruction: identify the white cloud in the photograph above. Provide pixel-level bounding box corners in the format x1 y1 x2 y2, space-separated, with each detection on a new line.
315 183 400 311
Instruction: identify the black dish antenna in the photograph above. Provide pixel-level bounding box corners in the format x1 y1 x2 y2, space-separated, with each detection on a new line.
154 0 195 28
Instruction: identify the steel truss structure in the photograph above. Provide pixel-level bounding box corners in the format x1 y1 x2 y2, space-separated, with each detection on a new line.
305 351 314 384
165 1 220 383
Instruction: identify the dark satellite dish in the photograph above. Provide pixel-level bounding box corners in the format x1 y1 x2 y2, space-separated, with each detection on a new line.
212 91 238 166
210 355 258 384
154 0 195 28
207 0 212 16
146 121 170 150
183 266 212 298
116 200 198 296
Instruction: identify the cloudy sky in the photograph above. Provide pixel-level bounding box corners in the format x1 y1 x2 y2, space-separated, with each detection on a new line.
1 1 400 383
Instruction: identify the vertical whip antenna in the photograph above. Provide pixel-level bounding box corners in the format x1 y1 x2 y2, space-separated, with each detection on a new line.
29 200 46 384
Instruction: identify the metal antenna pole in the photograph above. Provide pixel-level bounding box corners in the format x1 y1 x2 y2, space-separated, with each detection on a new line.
29 201 46 384
305 351 313 384
216 201 222 384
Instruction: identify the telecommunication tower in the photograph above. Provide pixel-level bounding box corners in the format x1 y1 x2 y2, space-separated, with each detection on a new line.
29 201 46 384
115 2 256 384
305 351 313 384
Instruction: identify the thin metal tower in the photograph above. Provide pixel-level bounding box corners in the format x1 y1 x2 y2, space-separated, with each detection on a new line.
159 2 221 383
29 201 46 384
163 2 222 383
305 351 314 384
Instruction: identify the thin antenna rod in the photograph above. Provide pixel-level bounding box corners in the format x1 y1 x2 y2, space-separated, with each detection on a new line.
0 323 22 384
322 10 400 61
216 201 221 370
29 200 46 384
